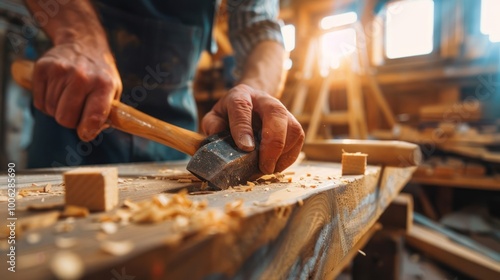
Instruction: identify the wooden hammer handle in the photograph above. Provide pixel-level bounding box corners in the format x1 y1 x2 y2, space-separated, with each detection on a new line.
11 59 205 156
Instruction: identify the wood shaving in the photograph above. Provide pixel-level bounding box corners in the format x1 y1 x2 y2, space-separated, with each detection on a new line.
100 240 134 256
224 199 244 218
54 219 75 233
283 171 295 175
27 203 63 211
50 251 84 280
189 191 216 195
233 185 253 192
200 181 209 190
253 201 271 207
177 179 193 183
26 233 41 244
98 189 244 237
61 205 89 218
55 237 78 249
122 199 140 211
100 222 118 235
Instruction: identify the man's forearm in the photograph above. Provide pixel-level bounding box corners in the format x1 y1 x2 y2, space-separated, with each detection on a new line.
25 0 108 48
238 41 285 98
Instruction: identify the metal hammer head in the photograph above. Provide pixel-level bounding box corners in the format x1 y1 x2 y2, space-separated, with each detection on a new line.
187 131 262 190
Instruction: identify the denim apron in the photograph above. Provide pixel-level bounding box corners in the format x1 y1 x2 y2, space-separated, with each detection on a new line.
27 1 215 168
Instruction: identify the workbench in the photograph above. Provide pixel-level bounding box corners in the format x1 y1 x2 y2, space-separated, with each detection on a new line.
0 160 415 279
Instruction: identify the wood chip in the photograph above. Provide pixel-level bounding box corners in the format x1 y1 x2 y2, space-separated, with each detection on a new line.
43 183 52 193
100 240 134 256
297 199 304 206
50 251 84 280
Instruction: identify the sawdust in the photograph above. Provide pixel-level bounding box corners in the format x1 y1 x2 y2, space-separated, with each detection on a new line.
104 190 246 236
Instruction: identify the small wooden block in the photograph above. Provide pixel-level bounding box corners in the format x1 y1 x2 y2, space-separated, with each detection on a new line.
64 167 118 212
341 152 367 175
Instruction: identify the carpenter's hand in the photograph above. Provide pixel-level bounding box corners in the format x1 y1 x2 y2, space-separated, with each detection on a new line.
33 43 122 141
202 84 305 174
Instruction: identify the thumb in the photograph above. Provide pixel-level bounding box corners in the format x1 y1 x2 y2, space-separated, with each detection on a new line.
227 91 255 152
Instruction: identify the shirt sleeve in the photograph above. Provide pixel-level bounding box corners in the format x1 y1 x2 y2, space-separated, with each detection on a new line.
228 0 284 77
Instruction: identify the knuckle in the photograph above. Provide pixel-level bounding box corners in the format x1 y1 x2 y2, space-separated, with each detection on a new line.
291 122 306 141
71 67 90 84
56 113 77 129
94 76 114 91
229 95 253 110
264 134 286 151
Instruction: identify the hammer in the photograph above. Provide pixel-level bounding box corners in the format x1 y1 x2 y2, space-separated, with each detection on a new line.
11 60 261 189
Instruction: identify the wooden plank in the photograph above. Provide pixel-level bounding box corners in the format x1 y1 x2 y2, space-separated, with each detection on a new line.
406 225 500 280
0 161 414 279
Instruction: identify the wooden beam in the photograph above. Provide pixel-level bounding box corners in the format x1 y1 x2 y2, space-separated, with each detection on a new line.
327 223 382 279
0 161 415 279
406 225 500 280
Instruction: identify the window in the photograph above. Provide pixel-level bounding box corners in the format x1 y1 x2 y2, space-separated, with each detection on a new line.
481 0 500 42
320 28 357 74
385 0 435 59
281 24 296 52
320 12 357 30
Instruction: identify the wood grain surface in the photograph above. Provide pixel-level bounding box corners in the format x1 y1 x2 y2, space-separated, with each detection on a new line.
0 161 414 280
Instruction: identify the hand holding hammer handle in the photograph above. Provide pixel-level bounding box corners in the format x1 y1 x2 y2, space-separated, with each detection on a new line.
11 59 205 156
